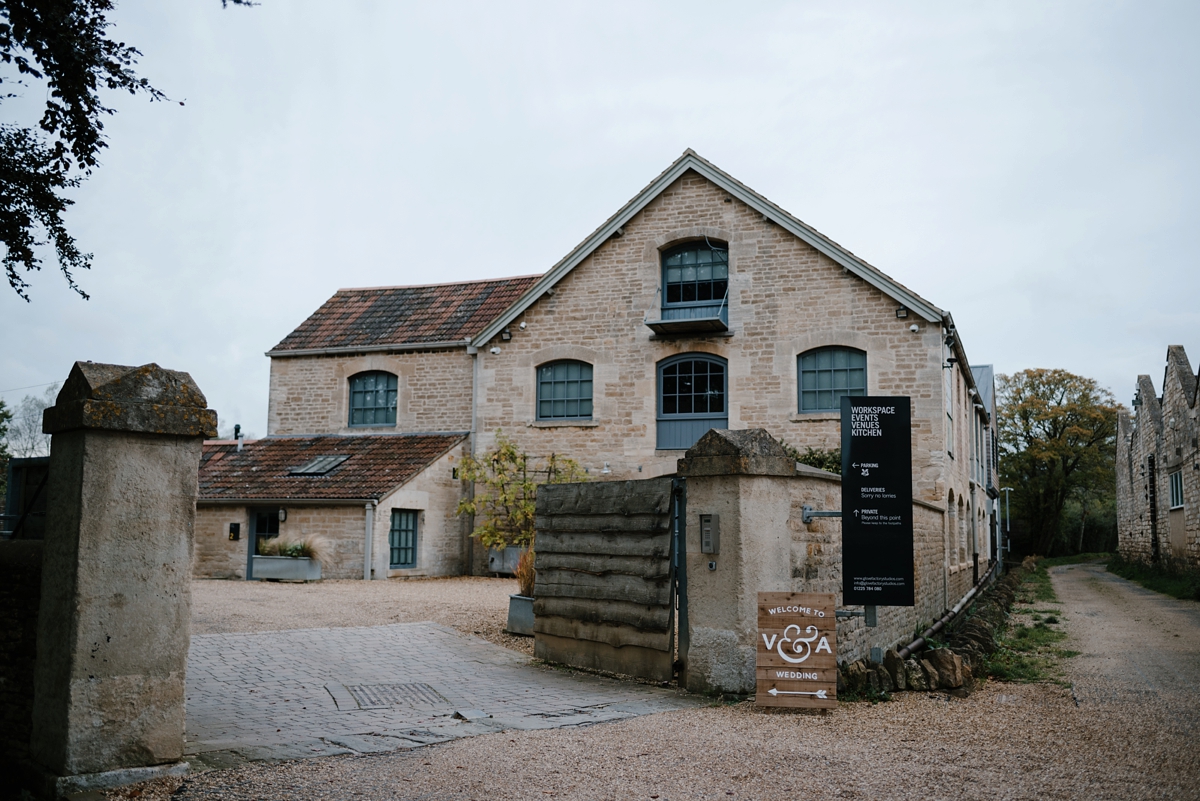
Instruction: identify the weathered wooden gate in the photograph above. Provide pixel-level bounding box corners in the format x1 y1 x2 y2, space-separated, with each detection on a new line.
533 476 686 682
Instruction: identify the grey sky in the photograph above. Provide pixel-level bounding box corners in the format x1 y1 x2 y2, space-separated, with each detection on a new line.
3 1 1198 434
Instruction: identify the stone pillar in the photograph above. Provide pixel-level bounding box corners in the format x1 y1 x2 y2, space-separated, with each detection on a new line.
29 362 216 788
677 429 798 695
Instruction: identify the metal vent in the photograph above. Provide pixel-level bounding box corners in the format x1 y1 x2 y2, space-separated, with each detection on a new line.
345 683 448 709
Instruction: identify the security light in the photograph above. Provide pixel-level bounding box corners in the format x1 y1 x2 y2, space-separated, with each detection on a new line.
501 329 512 341
895 306 908 318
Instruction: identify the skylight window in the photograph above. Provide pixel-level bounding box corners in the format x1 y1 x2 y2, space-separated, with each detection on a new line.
288 455 350 475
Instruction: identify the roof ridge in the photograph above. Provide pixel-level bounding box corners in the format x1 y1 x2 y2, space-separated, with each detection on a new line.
335 274 543 293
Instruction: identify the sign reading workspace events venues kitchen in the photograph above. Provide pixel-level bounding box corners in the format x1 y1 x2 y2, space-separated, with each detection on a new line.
840 396 914 606
756 592 837 709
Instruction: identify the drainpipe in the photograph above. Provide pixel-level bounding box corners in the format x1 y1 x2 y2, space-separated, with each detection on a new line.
364 501 376 581
466 344 479 575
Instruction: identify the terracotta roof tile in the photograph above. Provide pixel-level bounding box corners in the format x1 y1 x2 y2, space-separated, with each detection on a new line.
271 276 541 352
197 434 465 502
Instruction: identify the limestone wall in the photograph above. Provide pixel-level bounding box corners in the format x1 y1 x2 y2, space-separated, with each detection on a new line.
267 349 472 436
471 171 979 508
374 443 469 579
1117 346 1200 566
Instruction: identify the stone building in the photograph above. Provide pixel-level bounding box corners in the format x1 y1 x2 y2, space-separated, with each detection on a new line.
1117 345 1200 566
196 150 999 592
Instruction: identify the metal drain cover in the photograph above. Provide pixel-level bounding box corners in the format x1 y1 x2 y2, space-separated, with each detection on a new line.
344 683 449 709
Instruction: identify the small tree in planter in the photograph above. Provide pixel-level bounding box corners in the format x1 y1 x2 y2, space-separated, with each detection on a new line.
457 431 585 634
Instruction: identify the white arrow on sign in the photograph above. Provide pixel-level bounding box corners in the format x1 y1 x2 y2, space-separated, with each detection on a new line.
767 688 828 698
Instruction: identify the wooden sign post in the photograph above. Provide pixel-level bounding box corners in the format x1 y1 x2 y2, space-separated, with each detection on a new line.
756 592 837 709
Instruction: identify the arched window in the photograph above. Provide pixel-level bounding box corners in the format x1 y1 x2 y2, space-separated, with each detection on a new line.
348 371 397 427
798 347 867 412
657 354 728 449
537 361 593 420
650 241 730 333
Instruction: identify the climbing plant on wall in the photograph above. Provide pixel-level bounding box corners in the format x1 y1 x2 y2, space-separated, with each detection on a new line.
456 430 586 550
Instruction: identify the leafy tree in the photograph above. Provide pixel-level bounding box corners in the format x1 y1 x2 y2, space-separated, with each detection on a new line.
456 430 586 551
7 382 57 457
1 0 249 299
997 368 1120 557
0 397 12 507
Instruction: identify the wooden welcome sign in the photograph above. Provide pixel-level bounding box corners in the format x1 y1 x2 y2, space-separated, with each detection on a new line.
756 592 837 709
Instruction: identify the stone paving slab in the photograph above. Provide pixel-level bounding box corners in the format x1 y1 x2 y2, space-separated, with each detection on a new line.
186 622 701 768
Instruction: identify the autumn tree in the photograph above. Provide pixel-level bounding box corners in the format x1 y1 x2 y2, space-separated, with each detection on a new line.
997 368 1120 556
456 431 586 551
1 0 249 299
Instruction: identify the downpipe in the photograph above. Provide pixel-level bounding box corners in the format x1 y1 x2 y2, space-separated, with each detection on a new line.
897 560 1000 661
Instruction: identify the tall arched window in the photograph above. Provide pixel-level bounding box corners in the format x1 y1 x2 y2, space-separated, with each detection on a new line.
657 354 728 449
798 347 867 412
537 360 593 420
349 371 397 427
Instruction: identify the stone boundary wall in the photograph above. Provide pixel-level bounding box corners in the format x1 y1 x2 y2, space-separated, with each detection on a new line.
0 540 43 771
533 478 676 682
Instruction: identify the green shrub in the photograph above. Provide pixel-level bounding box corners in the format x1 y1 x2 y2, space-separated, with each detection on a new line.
1107 554 1200 601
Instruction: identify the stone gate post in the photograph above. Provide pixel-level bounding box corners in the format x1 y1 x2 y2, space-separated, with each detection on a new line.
29 362 216 791
677 429 824 695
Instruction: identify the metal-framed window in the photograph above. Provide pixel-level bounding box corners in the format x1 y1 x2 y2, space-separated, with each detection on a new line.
1169 470 1184 508
656 354 728 449
798 347 866 412
349 371 397 427
390 509 418 568
663 242 729 306
536 361 593 420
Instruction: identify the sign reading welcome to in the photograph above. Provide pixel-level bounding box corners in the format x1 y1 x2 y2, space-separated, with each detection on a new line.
756 592 837 709
840 396 915 606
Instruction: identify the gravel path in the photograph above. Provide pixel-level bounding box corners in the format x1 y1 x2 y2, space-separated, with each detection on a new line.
191 576 534 655
105 570 1200 800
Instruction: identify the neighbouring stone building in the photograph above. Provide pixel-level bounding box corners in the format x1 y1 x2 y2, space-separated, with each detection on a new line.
196 150 1000 602
1117 345 1200 566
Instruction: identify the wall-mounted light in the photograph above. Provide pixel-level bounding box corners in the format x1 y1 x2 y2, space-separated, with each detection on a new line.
895 306 908 319
501 329 512 341
278 508 287 523
601 462 612 475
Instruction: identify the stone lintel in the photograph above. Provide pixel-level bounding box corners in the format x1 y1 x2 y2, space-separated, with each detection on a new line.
676 428 795 477
42 361 217 437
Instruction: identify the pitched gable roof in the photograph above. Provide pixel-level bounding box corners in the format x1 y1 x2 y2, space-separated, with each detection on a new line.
472 149 947 347
198 433 465 502
269 276 540 355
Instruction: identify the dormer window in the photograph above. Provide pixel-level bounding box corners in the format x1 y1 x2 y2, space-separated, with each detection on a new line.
646 241 729 334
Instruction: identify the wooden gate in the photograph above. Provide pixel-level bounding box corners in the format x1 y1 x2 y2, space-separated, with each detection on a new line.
533 477 685 682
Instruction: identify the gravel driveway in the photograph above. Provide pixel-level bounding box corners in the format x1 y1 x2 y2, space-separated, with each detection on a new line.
110 570 1200 800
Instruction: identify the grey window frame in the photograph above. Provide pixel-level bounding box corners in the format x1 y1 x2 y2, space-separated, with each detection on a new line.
389 509 419 569
656 353 728 450
536 360 594 420
349 371 398 427
659 241 730 327
1169 469 1184 508
798 347 867 413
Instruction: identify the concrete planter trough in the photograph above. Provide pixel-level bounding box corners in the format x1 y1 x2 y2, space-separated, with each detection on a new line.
252 555 321 581
507 594 534 636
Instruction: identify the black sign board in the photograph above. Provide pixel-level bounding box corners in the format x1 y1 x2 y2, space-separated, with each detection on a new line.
841 396 914 606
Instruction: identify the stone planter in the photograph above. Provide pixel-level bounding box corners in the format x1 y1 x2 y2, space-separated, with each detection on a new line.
252 555 321 581
507 594 534 636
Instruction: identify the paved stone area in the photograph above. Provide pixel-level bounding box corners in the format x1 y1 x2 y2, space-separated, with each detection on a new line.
185 622 701 769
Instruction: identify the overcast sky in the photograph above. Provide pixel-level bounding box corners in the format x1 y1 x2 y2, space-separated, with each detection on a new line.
3 1 1198 435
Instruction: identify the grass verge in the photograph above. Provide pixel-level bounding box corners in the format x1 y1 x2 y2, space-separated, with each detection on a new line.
983 557 1080 684
1107 553 1200 601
